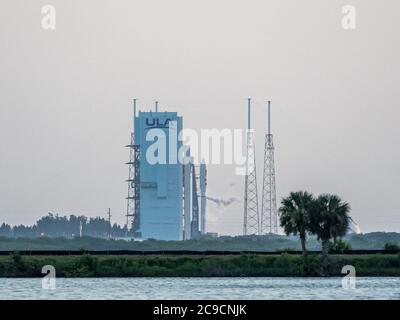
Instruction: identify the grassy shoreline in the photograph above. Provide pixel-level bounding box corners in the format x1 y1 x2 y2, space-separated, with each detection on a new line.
1 253 399 277
1 233 400 251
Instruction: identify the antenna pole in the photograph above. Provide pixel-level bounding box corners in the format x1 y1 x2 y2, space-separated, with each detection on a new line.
268 100 271 135
247 98 251 129
155 101 159 112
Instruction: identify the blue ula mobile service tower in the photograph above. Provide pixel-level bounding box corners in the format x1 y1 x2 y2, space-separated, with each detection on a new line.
125 100 207 241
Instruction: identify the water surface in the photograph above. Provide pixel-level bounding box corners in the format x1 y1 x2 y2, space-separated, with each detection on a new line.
1 277 399 300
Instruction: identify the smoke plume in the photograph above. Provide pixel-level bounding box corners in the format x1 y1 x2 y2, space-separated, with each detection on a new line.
206 196 238 208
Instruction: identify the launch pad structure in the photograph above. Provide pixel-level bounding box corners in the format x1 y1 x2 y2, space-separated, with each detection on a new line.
243 99 279 235
125 99 207 241
243 98 260 235
125 97 278 240
261 101 278 234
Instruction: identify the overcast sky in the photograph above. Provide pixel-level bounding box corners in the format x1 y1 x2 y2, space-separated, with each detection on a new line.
0 0 399 235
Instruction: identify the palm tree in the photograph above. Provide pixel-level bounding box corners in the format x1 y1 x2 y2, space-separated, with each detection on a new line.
309 194 351 273
279 191 314 255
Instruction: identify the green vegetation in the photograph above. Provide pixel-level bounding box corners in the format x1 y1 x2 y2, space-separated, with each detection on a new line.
0 213 128 238
279 191 314 255
309 194 351 272
384 242 400 251
279 191 351 274
331 239 352 252
0 253 399 277
1 233 400 252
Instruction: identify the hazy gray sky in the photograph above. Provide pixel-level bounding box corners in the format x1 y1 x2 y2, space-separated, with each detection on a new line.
0 0 399 234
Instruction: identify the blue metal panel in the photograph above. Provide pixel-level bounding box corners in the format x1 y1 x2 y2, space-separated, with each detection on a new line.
157 166 167 198
134 111 183 240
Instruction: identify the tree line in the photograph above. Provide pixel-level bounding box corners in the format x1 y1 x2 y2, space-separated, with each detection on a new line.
0 213 129 238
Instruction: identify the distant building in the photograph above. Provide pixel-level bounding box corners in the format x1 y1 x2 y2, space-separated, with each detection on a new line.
205 232 218 238
134 111 183 240
127 107 207 241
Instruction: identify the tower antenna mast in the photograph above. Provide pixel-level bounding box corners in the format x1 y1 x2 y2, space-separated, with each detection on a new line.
261 100 278 234
243 98 260 235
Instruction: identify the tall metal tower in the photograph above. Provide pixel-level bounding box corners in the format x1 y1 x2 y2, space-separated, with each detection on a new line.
190 163 201 239
125 99 141 236
261 101 278 234
199 161 207 235
243 98 260 235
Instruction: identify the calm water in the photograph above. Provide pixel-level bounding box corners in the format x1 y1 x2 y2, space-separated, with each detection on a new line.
0 277 399 300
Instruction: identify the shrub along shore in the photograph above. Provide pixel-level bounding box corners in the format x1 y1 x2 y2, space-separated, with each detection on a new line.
1 253 399 277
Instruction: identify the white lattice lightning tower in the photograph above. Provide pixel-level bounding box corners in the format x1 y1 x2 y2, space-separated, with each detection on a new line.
125 99 140 236
243 98 260 235
261 101 278 234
